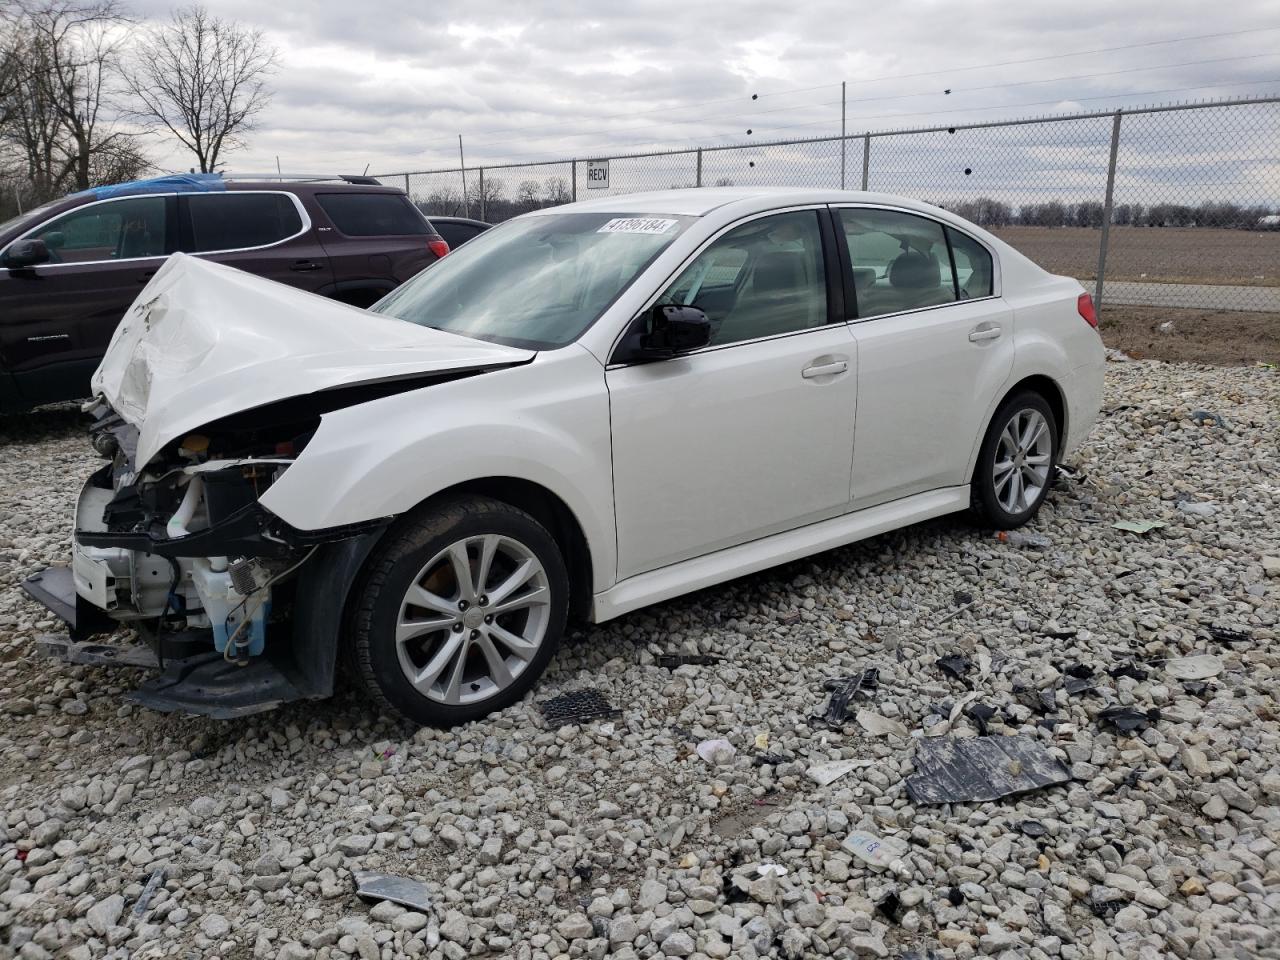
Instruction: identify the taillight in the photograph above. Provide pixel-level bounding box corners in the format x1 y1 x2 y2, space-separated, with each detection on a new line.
1077 292 1098 328
428 238 450 259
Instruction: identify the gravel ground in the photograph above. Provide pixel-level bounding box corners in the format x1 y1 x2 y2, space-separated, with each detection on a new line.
1 359 1278 960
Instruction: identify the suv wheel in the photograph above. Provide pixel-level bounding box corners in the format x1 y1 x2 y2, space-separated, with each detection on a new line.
351 496 568 726
971 390 1058 529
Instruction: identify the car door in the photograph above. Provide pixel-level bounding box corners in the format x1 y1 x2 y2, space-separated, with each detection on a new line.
606 208 858 580
0 194 174 404
179 191 334 292
833 205 1013 506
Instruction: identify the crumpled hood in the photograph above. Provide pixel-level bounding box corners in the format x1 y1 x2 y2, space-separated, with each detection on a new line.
93 253 534 467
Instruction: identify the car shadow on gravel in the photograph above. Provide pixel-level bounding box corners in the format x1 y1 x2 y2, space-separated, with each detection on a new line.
0 404 88 445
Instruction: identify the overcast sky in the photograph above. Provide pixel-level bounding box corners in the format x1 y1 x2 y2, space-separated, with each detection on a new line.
125 0 1280 177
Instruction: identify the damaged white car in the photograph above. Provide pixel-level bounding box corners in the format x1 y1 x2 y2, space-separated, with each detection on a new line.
25 188 1104 725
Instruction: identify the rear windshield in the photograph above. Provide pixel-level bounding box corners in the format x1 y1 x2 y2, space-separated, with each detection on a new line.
317 193 430 236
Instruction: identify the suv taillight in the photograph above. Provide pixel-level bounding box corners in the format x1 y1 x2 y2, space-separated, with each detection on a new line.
1077 292 1098 328
428 238 450 259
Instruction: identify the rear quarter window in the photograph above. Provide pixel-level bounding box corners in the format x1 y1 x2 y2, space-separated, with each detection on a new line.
318 193 430 237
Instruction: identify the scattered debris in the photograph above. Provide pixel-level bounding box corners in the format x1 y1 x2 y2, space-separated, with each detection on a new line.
752 752 793 767
841 830 910 874
1013 683 1057 715
905 736 1072 805
1108 661 1149 681
856 709 910 739
964 703 998 735
353 871 433 911
1206 625 1250 645
1061 663 1096 696
1164 654 1223 681
953 590 974 606
1018 820 1048 838
132 867 166 918
1112 519 1166 534
753 732 769 751
997 530 1051 549
1181 680 1211 696
876 890 904 924
1189 409 1225 427
539 689 621 726
806 757 875 786
1104 347 1132 362
813 669 879 727
1097 707 1161 736
936 654 972 683
1157 320 1176 334
654 653 723 669
755 864 787 877
695 739 736 764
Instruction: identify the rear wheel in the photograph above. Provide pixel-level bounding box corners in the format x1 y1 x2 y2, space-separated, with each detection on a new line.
971 390 1058 529
351 496 568 726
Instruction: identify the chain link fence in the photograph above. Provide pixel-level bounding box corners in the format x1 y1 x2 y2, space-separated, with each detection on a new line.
379 95 1280 314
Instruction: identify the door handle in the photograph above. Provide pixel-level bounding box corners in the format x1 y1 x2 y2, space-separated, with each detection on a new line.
290 260 323 272
968 324 1003 342
801 360 848 379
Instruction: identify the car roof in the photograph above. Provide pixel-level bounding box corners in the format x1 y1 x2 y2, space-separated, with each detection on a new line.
549 186 952 218
423 216 491 228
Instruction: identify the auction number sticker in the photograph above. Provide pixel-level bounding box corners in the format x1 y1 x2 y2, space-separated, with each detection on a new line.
597 217 678 235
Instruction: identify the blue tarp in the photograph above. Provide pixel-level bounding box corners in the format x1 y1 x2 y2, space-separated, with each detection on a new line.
73 173 226 200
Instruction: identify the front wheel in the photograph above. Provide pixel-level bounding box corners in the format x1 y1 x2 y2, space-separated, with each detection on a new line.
351 496 568 726
971 391 1058 529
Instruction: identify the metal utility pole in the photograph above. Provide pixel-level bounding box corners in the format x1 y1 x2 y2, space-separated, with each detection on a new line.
458 135 469 217
861 134 870 191
1094 111 1123 315
840 81 847 189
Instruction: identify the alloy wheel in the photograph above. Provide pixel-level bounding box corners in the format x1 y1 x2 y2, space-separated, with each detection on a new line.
992 408 1052 514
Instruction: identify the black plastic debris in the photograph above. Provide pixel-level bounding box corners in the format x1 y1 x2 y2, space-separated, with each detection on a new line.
1062 663 1096 696
964 703 998 736
1089 896 1125 920
905 735 1072 805
953 590 974 606
655 653 723 669
573 862 593 883
813 668 879 727
132 867 166 918
1189 409 1225 428
1043 627 1079 640
539 689 621 726
1122 768 1142 788
1181 680 1211 696
947 887 964 906
1097 706 1160 736
1013 682 1057 715
353 871 432 911
936 654 972 682
876 891 904 924
1108 662 1149 682
1206 625 1250 645
751 752 794 767
1018 820 1048 838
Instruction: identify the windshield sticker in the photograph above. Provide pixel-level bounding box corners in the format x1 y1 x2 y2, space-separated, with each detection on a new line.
597 217 678 235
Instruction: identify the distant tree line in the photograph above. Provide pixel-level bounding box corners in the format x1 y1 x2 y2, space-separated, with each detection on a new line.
943 197 1277 230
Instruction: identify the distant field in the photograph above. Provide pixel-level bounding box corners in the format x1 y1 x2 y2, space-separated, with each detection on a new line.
988 226 1280 288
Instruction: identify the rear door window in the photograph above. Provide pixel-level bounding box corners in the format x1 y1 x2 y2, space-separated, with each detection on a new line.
318 193 430 236
185 193 302 252
837 208 957 319
945 226 994 299
30 196 168 263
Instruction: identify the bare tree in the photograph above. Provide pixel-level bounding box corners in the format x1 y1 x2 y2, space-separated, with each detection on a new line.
543 175 570 205
0 0 142 200
515 178 540 208
128 4 276 173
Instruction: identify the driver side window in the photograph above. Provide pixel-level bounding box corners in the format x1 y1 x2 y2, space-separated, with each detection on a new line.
31 196 167 264
659 210 827 347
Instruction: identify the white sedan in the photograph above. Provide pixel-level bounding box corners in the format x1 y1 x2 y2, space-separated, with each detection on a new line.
31 188 1104 725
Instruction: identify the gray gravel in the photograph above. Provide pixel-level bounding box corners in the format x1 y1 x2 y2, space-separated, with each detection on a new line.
1 360 1278 960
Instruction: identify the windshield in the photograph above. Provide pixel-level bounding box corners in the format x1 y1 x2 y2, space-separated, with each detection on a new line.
372 211 693 349
0 199 66 240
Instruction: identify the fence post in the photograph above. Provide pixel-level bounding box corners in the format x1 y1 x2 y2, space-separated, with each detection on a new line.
696 148 703 188
840 81 847 189
404 173 410 195
861 134 870 191
571 160 577 203
1094 110 1123 314
478 168 486 222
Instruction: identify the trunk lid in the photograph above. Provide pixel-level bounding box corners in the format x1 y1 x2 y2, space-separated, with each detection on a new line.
93 253 533 467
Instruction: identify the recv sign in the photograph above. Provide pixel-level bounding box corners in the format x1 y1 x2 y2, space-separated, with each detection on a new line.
586 160 609 190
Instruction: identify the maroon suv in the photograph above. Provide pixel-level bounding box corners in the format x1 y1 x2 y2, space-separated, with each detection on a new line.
0 174 449 411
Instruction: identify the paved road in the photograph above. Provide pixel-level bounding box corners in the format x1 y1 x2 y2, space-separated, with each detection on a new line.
1092 280 1280 313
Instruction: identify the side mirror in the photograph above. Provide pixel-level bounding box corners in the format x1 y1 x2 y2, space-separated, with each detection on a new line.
4 238 51 269
616 304 711 363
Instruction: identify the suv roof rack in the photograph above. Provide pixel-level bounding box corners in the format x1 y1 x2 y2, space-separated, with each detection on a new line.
218 173 384 185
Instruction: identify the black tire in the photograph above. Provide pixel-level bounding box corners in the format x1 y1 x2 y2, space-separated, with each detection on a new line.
971 390 1059 529
350 495 568 726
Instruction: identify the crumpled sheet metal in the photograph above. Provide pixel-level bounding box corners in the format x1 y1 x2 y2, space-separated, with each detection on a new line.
353 871 432 911
906 735 1071 805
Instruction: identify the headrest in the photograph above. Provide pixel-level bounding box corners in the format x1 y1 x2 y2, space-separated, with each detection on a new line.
889 251 940 289
752 251 805 294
